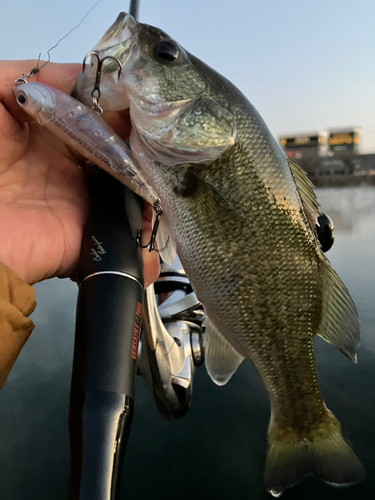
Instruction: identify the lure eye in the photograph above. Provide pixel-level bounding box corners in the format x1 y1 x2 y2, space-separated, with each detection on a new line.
17 94 27 106
153 40 179 64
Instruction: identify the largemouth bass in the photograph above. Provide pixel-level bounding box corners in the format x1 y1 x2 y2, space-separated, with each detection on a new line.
73 13 365 496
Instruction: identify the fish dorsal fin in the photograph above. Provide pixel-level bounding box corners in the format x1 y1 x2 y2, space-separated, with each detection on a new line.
317 256 360 362
287 157 321 228
204 315 244 385
154 210 177 265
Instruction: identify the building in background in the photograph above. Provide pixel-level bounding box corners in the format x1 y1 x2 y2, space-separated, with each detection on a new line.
279 131 328 161
279 127 375 185
328 127 360 153
278 131 327 180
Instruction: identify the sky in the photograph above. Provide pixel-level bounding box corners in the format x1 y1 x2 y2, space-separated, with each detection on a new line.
2 0 374 152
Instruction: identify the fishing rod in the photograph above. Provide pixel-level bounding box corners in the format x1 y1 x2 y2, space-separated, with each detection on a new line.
69 169 143 500
69 2 142 499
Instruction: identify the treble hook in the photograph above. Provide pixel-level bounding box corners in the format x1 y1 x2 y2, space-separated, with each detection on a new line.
82 50 122 115
137 202 164 253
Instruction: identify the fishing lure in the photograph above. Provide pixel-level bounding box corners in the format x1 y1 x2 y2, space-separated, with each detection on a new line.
13 79 159 209
13 25 166 251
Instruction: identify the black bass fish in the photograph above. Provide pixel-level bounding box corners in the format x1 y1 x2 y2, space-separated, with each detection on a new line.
73 13 365 496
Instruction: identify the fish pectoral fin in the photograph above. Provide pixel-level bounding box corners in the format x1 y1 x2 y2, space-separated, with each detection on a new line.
317 257 360 362
265 411 365 496
154 211 177 265
203 316 244 386
287 157 321 230
191 168 241 219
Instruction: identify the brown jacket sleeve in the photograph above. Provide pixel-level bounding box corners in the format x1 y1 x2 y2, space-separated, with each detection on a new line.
0 262 36 388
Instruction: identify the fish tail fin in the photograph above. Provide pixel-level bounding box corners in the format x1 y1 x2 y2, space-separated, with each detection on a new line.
264 411 365 497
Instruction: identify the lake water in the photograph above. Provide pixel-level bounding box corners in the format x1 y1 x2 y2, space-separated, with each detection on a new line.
1 186 375 500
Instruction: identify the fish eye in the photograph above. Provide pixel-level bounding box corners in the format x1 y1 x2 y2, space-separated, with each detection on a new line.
153 40 179 64
17 94 27 106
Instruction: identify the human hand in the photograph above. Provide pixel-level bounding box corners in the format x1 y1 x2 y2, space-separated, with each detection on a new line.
0 60 160 286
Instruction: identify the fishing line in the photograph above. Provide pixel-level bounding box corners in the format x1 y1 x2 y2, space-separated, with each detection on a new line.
21 0 103 79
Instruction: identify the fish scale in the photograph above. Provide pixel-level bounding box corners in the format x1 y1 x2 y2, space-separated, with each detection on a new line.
136 134 325 425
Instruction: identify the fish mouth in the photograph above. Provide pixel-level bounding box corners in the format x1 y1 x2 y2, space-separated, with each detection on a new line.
93 12 139 57
71 12 139 109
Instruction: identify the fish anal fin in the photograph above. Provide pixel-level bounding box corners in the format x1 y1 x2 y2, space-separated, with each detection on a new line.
204 316 244 386
265 411 365 496
317 257 360 363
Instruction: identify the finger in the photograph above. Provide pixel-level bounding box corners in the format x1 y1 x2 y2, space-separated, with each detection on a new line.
0 60 81 122
102 109 131 142
142 201 154 223
36 62 82 92
141 236 161 289
66 211 160 287
1 61 132 142
0 60 81 94
141 209 160 288
143 249 160 289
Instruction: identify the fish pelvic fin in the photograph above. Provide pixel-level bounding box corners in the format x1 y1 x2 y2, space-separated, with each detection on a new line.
264 411 365 496
203 315 244 386
317 256 360 362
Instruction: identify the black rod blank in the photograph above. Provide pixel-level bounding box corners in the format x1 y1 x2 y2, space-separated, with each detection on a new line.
69 171 144 499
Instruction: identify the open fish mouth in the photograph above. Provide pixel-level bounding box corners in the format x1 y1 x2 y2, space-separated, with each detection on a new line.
72 12 139 111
